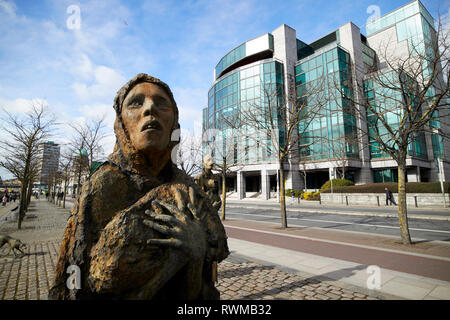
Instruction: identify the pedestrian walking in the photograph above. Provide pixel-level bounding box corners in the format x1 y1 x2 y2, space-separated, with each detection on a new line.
2 194 7 207
385 187 397 206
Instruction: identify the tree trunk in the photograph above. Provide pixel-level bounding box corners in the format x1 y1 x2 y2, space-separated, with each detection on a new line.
77 165 82 197
26 180 32 210
279 161 288 228
397 163 411 245
63 182 67 209
221 171 226 221
18 184 27 229
47 183 52 202
303 172 307 192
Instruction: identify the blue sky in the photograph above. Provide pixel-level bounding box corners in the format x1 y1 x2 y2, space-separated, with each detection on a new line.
0 0 448 179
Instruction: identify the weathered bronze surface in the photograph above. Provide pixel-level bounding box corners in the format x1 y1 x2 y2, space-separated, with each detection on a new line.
48 74 229 300
195 157 221 213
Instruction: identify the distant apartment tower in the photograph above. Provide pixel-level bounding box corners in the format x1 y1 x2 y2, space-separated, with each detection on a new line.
37 141 60 186
203 0 449 199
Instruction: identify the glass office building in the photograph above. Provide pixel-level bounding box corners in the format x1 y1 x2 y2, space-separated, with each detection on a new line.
295 45 358 162
203 0 448 198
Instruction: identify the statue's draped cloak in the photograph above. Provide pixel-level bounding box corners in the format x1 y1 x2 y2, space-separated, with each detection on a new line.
48 74 229 299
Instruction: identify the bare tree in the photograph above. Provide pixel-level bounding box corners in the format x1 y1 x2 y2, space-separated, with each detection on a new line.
338 17 449 244
0 102 56 229
241 77 325 228
70 135 88 197
176 130 203 177
204 111 245 221
59 149 74 209
46 168 59 203
69 116 108 196
325 133 362 181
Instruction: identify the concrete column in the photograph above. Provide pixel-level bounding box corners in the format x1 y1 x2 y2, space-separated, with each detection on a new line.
407 167 421 182
329 167 336 180
339 23 373 179
355 167 373 184
237 171 246 200
285 168 303 191
261 170 270 200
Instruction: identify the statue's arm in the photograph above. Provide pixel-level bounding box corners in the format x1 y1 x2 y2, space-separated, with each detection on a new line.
87 189 207 299
87 206 189 298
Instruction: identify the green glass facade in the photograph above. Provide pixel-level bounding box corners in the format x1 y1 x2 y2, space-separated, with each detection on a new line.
373 168 398 183
215 44 246 80
202 1 446 190
364 1 438 161
364 72 428 160
366 1 434 37
205 60 284 165
295 46 358 161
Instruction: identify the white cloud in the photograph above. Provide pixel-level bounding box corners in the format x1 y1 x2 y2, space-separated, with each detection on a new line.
71 53 94 81
0 97 49 114
171 86 206 132
0 0 16 17
78 103 115 129
72 65 126 102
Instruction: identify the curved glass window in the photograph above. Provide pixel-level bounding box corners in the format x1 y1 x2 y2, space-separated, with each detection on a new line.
215 44 246 80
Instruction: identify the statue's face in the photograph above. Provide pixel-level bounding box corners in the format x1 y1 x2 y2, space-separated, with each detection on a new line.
122 82 175 156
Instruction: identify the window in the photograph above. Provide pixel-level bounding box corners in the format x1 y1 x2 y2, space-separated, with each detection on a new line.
373 169 398 182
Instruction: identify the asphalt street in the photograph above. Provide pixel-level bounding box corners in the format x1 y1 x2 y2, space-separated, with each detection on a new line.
48 198 450 242
224 205 450 242
227 201 450 216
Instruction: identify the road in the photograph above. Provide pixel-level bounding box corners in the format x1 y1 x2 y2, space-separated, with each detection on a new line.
27 198 450 242
224 204 450 242
23 198 450 285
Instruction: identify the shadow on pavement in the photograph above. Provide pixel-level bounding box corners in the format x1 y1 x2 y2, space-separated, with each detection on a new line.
239 264 367 300
219 264 274 280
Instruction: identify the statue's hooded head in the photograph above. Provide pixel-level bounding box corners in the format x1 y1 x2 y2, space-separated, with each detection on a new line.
109 73 180 176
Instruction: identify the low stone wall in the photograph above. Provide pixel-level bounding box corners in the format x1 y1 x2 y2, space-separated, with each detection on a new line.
320 193 450 207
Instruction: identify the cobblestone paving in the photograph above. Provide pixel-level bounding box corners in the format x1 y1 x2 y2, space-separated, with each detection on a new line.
0 241 60 300
0 199 386 300
217 259 381 300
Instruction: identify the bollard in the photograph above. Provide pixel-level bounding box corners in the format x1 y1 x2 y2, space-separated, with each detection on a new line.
376 196 380 207
345 195 348 206
414 196 418 208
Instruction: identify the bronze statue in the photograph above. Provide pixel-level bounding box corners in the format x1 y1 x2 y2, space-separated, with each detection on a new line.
195 155 221 212
0 234 27 257
48 74 229 300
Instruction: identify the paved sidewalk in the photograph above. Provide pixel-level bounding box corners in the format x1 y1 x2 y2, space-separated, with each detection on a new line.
0 199 69 300
217 253 389 300
1 199 447 300
225 238 450 300
0 201 19 222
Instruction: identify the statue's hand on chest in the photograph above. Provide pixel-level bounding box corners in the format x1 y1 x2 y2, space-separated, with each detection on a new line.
140 185 207 261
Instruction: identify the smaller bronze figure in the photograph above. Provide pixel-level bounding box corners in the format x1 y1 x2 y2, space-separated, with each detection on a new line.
0 235 27 257
195 155 221 213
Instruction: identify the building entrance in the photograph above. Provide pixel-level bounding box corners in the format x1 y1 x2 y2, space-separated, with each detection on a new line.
245 175 261 192
306 171 329 190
